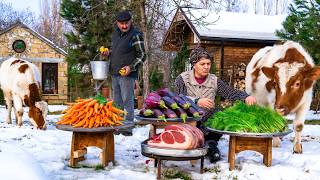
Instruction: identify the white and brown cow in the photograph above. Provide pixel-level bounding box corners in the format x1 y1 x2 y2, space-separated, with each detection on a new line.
245 41 320 153
0 57 48 129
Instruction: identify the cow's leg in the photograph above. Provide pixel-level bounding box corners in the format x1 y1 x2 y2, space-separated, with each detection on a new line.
12 95 23 127
12 106 19 124
4 96 13 124
292 105 308 154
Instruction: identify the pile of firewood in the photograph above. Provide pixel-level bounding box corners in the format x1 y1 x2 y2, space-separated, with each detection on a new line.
234 79 246 91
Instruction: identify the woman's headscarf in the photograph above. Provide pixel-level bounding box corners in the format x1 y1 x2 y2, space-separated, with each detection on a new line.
189 46 212 67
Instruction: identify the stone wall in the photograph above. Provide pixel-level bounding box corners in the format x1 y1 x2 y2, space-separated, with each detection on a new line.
0 26 68 104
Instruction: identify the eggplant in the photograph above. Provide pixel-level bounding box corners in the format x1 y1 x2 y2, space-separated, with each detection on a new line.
174 108 188 123
172 96 191 110
162 96 179 109
157 88 176 98
139 108 154 117
162 108 177 118
187 107 200 118
152 109 166 121
179 94 205 115
145 92 167 109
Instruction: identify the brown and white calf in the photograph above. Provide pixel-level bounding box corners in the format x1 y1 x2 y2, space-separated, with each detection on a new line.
0 57 48 129
245 41 320 153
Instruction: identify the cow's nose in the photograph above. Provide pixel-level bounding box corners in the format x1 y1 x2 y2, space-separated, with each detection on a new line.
275 105 289 115
39 124 47 130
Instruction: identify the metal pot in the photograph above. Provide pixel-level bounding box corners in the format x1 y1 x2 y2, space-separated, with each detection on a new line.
90 60 109 80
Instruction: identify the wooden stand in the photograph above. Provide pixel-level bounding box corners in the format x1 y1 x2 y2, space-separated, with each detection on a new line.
228 136 272 170
70 131 114 167
142 152 205 180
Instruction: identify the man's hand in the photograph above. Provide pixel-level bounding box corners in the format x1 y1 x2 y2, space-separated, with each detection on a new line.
120 66 131 76
197 98 214 109
245 96 256 105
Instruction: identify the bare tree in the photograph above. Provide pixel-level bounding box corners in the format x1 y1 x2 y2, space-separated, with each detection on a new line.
36 0 67 47
0 1 36 30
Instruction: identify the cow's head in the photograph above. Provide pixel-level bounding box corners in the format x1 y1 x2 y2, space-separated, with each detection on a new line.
262 64 320 115
29 101 48 130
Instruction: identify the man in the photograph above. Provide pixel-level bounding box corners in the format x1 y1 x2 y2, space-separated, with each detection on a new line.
175 46 256 162
104 11 145 136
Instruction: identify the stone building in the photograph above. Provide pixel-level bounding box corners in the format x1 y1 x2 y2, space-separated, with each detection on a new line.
0 22 68 104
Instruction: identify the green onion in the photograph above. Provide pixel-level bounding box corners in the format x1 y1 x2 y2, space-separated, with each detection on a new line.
205 101 288 133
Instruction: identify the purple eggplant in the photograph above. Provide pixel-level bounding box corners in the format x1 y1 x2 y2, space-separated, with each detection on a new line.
162 108 177 118
172 96 191 110
174 108 188 123
152 109 166 121
179 94 205 115
162 96 179 109
145 92 167 109
139 108 154 117
187 107 200 118
157 88 176 98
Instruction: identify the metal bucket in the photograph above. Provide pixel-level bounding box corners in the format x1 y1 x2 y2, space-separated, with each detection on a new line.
90 61 109 80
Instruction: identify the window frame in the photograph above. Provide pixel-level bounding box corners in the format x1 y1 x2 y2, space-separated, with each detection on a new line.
42 63 58 94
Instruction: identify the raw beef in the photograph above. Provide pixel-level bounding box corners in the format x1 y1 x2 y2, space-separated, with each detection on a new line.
147 124 204 149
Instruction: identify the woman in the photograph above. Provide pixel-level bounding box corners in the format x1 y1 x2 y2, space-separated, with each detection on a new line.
175 46 256 163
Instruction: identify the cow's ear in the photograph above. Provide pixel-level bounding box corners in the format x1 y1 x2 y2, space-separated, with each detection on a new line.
261 67 275 79
307 66 320 80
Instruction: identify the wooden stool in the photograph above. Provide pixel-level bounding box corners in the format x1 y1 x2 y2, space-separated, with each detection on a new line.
206 127 293 171
70 131 114 167
228 136 272 170
56 122 134 168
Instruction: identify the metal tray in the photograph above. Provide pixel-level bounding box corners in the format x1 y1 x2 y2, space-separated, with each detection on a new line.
141 140 208 158
135 115 199 123
206 127 293 138
56 121 134 132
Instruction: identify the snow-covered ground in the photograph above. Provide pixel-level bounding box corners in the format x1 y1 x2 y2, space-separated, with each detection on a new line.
0 105 320 180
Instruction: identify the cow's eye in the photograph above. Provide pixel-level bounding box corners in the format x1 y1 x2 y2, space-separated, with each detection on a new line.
293 81 300 88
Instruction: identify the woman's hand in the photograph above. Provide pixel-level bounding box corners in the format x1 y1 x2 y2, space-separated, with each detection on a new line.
245 96 256 105
197 98 214 109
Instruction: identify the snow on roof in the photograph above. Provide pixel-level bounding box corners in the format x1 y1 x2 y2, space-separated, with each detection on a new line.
181 8 287 41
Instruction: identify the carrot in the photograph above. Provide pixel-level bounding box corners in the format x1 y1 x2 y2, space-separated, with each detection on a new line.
73 119 86 128
109 106 126 115
94 103 100 114
85 108 94 119
87 99 98 107
89 117 96 128
105 101 113 109
103 117 114 125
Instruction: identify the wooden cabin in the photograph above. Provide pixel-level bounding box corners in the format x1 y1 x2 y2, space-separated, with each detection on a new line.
162 7 286 88
0 22 68 104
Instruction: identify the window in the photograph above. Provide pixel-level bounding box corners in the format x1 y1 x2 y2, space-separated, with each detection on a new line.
12 40 26 53
42 63 58 94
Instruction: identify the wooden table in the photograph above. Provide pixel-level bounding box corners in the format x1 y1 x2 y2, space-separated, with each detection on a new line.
207 128 293 170
56 122 134 167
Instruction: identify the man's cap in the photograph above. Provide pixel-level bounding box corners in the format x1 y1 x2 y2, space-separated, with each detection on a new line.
116 11 132 22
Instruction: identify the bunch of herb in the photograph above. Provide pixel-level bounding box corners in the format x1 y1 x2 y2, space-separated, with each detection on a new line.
205 101 288 133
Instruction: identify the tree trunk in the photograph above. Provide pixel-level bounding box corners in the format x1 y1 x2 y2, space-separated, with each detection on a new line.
139 0 150 98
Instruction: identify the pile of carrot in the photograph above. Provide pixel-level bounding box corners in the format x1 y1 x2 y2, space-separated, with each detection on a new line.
56 98 126 128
